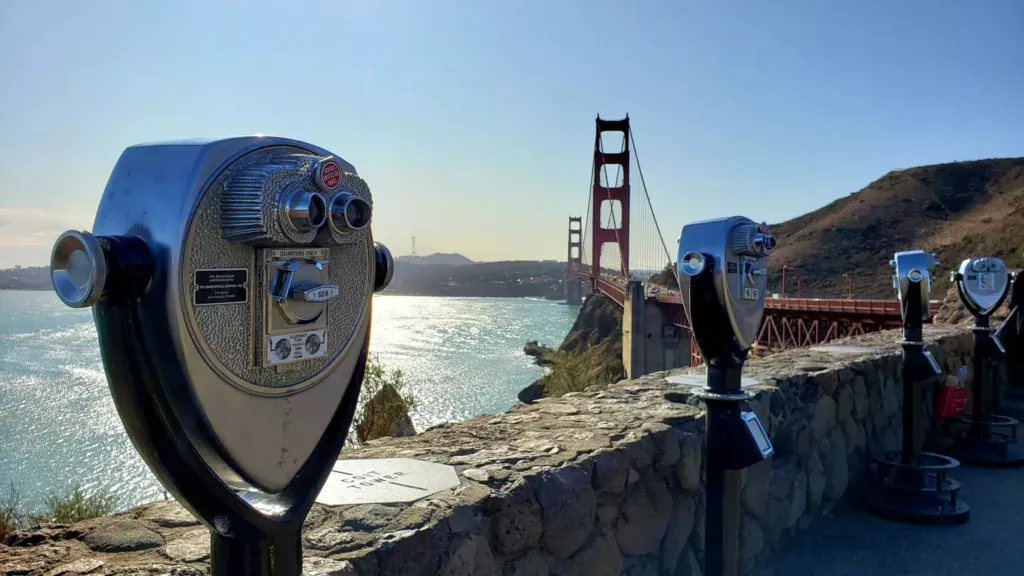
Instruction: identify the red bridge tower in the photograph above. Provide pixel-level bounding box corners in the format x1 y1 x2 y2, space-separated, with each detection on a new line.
590 116 631 292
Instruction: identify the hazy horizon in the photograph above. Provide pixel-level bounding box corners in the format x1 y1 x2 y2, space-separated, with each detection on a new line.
2 0 1022 268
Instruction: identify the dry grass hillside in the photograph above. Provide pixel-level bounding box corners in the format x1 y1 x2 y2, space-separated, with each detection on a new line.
767 158 1024 299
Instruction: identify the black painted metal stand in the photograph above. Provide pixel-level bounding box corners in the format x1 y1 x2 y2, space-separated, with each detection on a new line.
695 362 749 576
946 316 1024 467
863 286 969 524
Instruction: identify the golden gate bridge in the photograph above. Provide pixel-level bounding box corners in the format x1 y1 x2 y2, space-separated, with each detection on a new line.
565 115 941 371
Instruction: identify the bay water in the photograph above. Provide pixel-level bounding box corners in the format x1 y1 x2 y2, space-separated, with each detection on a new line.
0 290 577 511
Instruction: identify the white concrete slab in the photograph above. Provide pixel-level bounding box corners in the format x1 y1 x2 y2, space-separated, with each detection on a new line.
316 458 460 506
807 345 880 355
666 374 763 388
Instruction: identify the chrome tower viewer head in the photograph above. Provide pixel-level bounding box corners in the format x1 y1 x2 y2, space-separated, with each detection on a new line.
890 250 938 323
48 136 395 575
677 216 776 356
951 257 1009 318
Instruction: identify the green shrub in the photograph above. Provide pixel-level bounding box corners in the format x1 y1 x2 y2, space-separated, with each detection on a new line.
352 354 418 445
542 349 623 397
34 485 119 524
0 482 25 542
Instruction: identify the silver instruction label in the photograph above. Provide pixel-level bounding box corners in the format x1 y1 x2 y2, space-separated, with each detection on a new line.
267 330 328 366
269 248 329 260
193 268 248 305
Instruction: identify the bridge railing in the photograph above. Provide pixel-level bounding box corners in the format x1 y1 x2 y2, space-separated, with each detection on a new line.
765 297 943 317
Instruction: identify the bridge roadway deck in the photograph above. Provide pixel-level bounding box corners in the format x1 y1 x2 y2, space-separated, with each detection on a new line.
582 274 941 323
756 449 1024 576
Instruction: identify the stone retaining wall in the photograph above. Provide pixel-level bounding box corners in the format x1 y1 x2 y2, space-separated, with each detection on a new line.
1 326 985 576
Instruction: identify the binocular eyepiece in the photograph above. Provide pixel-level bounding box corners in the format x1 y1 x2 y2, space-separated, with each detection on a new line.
731 221 777 258
329 191 373 234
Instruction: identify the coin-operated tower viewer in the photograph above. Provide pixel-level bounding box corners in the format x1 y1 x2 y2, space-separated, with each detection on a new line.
948 257 1023 466
677 217 776 576
49 137 395 575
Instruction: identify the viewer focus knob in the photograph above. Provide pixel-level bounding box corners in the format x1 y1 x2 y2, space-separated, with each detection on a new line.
51 230 108 308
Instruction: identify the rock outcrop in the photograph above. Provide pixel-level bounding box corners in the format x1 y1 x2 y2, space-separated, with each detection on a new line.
1 326 985 576
520 293 625 402
523 341 555 366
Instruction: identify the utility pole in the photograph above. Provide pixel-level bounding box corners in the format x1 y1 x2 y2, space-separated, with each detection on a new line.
781 264 794 298
411 236 417 256
843 273 853 299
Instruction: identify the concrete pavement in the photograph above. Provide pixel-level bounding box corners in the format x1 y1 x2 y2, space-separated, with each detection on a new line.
756 460 1024 575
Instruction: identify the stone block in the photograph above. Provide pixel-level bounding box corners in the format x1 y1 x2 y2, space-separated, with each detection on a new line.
163 527 209 563
624 432 655 472
502 550 550 576
596 505 618 529
824 427 848 500
787 472 808 527
842 418 865 455
691 493 705 554
304 557 357 575
616 477 673 556
677 434 702 493
851 375 869 420
882 377 900 413
489 483 542 557
642 422 682 468
870 385 888 432
676 545 702 576
82 520 163 553
559 531 623 576
812 370 838 396
806 453 825 507
591 449 630 494
532 465 597 558
439 535 499 576
660 493 696 575
836 385 853 423
375 522 451 576
740 514 765 573
138 501 199 528
741 457 772 519
810 395 837 443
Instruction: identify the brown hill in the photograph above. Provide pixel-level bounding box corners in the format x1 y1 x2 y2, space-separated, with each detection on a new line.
767 158 1024 299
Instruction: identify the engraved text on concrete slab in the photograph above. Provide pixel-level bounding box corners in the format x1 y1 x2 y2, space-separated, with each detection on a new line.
316 458 461 506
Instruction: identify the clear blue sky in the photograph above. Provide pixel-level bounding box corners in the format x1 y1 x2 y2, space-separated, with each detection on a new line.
1 0 1021 268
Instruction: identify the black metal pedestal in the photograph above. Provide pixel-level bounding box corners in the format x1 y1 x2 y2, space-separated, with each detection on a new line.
695 363 749 576
946 319 1024 467
864 450 969 524
863 286 969 524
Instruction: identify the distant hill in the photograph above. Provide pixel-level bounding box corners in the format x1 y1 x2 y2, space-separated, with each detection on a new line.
385 259 566 298
395 253 474 267
0 266 50 290
767 158 1024 299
